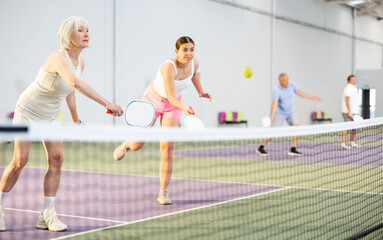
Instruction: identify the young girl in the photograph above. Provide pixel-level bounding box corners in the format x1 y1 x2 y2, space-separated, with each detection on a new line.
113 36 212 205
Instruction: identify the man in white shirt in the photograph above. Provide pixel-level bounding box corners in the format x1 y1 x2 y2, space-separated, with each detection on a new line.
341 75 359 149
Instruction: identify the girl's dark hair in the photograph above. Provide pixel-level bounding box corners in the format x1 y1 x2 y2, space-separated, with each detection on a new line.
175 36 194 50
347 75 355 82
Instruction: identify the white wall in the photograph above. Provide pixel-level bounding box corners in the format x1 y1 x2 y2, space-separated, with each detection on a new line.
0 0 382 127
0 0 115 125
274 20 353 124
115 0 272 127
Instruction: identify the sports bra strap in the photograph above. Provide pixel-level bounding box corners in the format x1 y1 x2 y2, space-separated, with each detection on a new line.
191 59 194 76
165 60 177 75
164 59 195 77
63 50 81 69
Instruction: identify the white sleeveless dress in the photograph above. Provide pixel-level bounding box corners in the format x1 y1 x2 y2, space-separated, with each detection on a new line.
13 50 81 124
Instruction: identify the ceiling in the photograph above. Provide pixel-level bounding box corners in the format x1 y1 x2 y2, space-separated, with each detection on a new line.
320 0 383 19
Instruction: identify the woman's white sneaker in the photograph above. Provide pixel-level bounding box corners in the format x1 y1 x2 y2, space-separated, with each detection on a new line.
36 206 67 232
113 141 129 161
0 206 5 232
157 190 172 205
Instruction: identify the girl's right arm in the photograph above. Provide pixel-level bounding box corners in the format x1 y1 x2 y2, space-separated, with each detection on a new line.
161 62 194 115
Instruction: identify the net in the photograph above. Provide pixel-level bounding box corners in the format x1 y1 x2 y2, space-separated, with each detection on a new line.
0 118 382 240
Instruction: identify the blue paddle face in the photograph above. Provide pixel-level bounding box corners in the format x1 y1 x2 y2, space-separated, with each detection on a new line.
124 101 155 127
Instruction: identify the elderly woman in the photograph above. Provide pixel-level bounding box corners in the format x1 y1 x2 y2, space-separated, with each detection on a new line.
0 16 123 232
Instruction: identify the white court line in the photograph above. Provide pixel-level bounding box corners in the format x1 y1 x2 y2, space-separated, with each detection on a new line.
52 187 288 240
291 185 383 196
5 207 128 224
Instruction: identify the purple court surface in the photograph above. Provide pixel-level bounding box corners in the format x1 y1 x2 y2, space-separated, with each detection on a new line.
0 167 282 240
173 143 383 167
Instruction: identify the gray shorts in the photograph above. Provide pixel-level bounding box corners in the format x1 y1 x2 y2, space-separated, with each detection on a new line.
342 113 353 122
342 113 356 132
272 112 298 127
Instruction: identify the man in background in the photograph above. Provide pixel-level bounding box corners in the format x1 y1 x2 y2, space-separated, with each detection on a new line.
341 75 359 149
256 73 321 157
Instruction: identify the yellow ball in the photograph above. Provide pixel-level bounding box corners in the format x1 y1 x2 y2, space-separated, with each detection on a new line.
242 66 253 78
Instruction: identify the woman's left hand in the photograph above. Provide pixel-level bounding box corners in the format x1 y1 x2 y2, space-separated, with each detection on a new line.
199 92 212 102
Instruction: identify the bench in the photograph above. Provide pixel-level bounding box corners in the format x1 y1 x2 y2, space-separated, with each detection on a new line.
218 112 248 127
312 111 332 124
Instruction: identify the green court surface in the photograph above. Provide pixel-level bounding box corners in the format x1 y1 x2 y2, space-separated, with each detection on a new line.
66 189 383 240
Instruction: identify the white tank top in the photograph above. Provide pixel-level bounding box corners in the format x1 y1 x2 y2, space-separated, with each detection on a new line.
14 50 81 123
152 59 194 98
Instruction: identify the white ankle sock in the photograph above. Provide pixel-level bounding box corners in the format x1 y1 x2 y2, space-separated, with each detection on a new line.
0 191 9 208
43 196 55 210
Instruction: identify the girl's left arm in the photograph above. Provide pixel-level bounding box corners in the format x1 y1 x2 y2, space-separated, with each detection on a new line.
191 59 212 101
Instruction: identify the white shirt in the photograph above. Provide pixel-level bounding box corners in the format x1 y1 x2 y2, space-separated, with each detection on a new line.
152 59 194 98
342 83 359 114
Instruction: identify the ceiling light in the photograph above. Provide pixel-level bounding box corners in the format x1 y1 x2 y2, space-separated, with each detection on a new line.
348 0 367 5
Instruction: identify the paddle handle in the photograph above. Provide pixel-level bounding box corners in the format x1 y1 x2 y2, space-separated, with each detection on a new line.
188 106 195 115
106 109 113 114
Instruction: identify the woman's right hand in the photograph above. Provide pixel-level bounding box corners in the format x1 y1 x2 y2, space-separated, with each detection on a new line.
106 103 124 116
184 106 195 116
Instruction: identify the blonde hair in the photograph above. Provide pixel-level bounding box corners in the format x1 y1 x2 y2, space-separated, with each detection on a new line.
58 16 89 49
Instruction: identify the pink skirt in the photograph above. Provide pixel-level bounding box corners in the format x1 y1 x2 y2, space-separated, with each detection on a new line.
141 85 182 120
